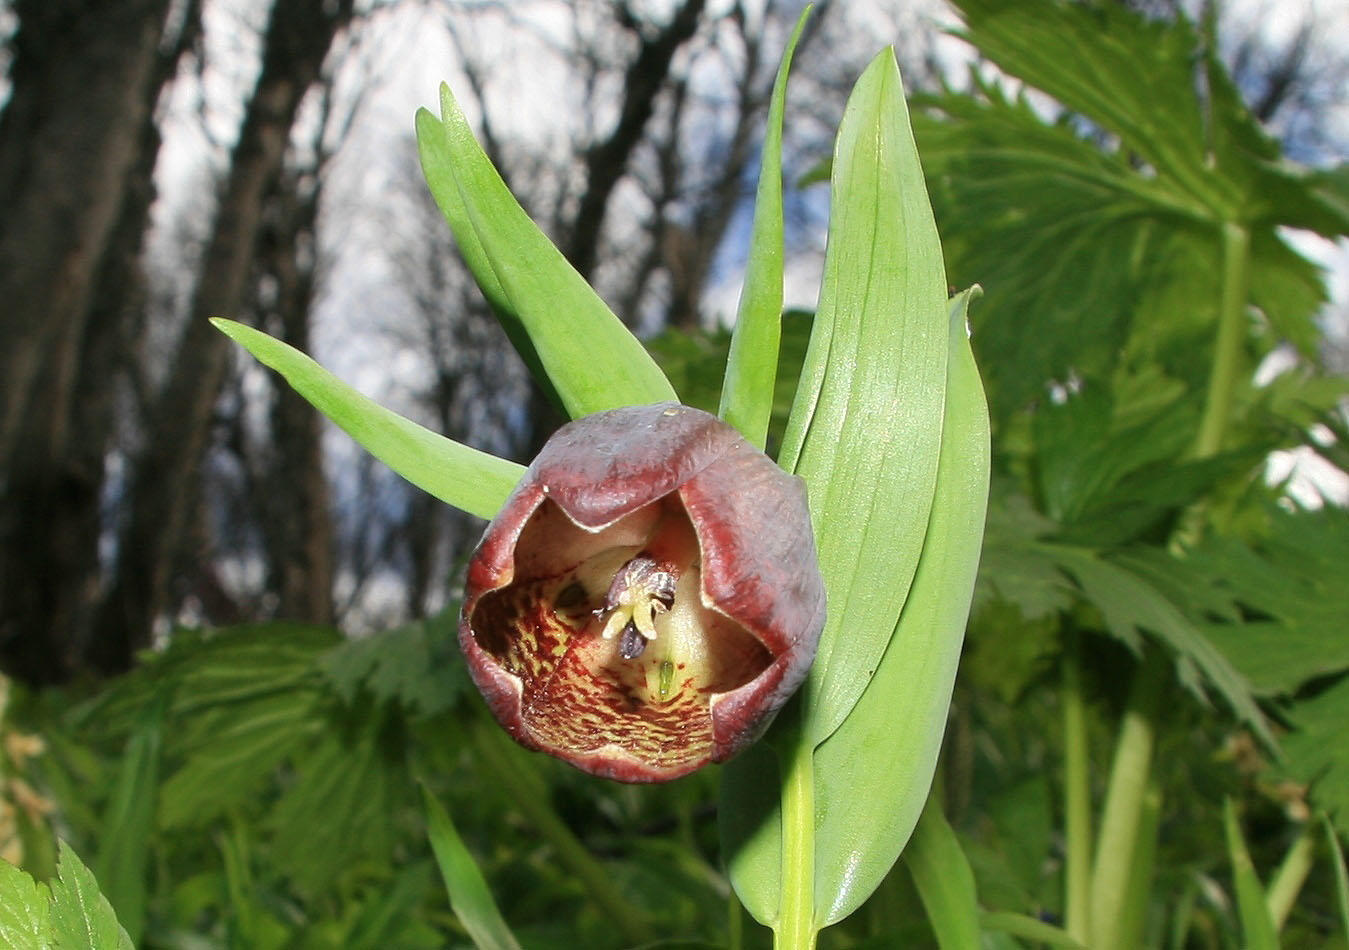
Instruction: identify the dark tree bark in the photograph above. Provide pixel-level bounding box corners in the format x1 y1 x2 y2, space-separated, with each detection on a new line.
563 0 707 281
0 0 196 684
256 167 335 624
91 0 353 674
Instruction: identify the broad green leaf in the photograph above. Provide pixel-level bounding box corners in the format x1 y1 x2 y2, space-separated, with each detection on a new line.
212 319 521 520
717 7 807 447
1224 799 1279 950
422 787 523 950
813 290 989 925
0 858 50 949
47 841 134 950
418 87 677 419
93 696 163 944
719 739 783 925
778 47 950 746
903 794 981 950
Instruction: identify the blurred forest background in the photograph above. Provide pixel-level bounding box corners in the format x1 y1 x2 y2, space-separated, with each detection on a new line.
3 0 1349 947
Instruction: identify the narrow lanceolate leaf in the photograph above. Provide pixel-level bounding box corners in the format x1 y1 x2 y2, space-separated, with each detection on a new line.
0 858 50 949
903 793 981 950
1324 814 1349 941
93 695 164 945
777 47 951 746
422 787 523 950
717 6 809 448
813 290 989 924
212 319 522 521
417 87 677 420
1224 799 1279 950
47 841 134 950
980 912 1086 949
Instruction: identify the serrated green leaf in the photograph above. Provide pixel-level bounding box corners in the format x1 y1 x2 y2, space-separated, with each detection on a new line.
422 787 523 950
812 290 989 925
320 612 468 717
1281 675 1349 837
1047 546 1273 746
0 858 50 950
717 7 807 447
159 689 324 829
269 719 405 894
903 794 981 950
1224 799 1279 950
47 841 134 950
212 319 520 520
777 47 950 747
418 87 677 419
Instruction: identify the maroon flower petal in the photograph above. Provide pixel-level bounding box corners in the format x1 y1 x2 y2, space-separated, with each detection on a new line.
461 403 825 782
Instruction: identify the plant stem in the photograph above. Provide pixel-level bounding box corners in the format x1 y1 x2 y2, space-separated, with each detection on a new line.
1266 822 1317 931
1193 222 1251 460
1088 650 1166 950
776 704 818 950
471 724 654 947
1062 631 1092 945
1117 778 1162 950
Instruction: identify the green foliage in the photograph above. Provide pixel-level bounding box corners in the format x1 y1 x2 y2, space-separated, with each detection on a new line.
0 841 135 950
423 787 523 950
416 85 677 418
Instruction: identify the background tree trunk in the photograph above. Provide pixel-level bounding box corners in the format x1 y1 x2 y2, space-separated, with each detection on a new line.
90 0 353 674
0 0 195 684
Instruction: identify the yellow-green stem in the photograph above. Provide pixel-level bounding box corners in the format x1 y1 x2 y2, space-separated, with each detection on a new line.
1062 632 1092 945
1088 652 1166 950
776 705 818 950
471 725 654 947
1117 778 1162 950
1266 822 1317 931
1193 222 1251 460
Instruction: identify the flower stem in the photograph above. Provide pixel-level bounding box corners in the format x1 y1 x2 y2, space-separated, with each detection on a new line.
1088 650 1166 950
775 703 818 950
1062 631 1092 945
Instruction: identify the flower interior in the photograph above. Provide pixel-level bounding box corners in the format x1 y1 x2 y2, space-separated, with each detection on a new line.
469 496 772 773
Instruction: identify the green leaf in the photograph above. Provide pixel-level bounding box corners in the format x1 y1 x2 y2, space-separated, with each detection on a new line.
812 289 989 925
1224 799 1279 950
1047 546 1273 746
268 719 405 894
158 689 323 829
717 7 808 447
1281 675 1349 836
0 857 50 950
1324 814 1349 942
417 87 677 419
93 695 163 944
777 47 951 746
47 841 134 950
903 794 981 950
213 319 521 520
320 611 469 717
422 787 523 950
980 912 1086 949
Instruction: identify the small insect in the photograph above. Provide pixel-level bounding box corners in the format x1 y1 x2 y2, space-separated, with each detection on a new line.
618 620 646 659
